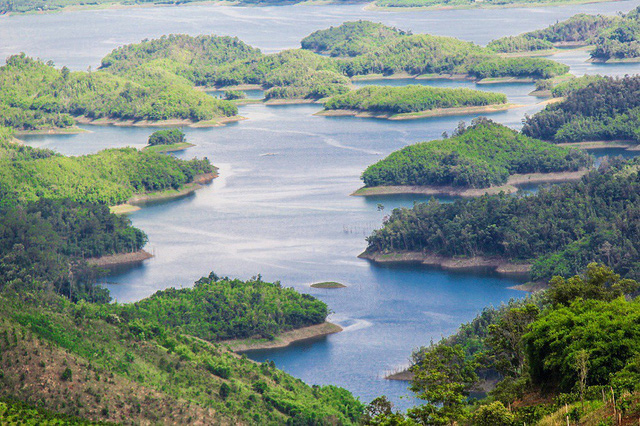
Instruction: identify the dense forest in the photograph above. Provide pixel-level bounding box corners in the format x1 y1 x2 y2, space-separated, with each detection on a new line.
522 76 640 143
147 128 186 146
117 274 329 341
360 119 590 188
591 7 640 61
367 264 640 425
365 157 640 282
323 85 507 114
0 54 236 131
487 14 617 53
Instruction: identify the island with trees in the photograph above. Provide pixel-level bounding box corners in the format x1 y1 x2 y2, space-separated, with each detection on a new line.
0 54 239 133
319 85 513 119
487 8 640 63
354 119 591 197
361 156 640 281
144 128 194 153
522 76 640 145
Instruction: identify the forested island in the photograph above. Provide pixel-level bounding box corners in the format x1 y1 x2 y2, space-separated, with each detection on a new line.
0 54 237 132
487 8 640 62
523 76 640 144
91 24 569 109
362 156 640 282
320 85 511 119
355 119 591 195
368 264 640 425
144 128 194 153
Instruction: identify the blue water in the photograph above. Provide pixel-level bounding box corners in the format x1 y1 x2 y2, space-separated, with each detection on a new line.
10 0 640 410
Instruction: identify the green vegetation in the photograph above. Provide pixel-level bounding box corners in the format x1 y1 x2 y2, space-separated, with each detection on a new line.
118 273 329 341
147 128 186 146
311 282 346 289
523 76 640 143
0 141 212 206
367 264 640 425
365 157 640 282
223 90 246 100
323 85 507 115
0 398 105 425
488 14 617 53
361 119 590 189
533 74 604 97
0 287 363 424
592 7 640 61
372 0 617 10
0 54 236 132
301 21 408 57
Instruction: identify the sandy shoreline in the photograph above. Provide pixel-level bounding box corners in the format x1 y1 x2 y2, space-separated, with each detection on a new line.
316 103 520 120
14 127 89 135
364 0 618 12
87 249 153 267
110 172 216 214
143 142 196 153
221 322 343 352
75 115 245 128
558 140 639 150
352 169 588 198
358 251 532 274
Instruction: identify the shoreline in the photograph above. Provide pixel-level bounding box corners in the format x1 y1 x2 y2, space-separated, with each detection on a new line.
221 322 343 352
75 115 245 128
316 103 520 121
557 140 639 150
351 169 588 198
364 0 619 12
14 126 89 136
143 142 196 153
110 172 216 214
358 251 532 275
87 249 153 267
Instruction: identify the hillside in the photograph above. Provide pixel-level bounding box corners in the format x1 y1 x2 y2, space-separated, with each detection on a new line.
360 119 590 189
367 264 640 426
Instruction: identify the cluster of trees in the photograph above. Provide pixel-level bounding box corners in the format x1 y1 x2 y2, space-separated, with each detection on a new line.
361 119 590 188
300 21 408 57
365 157 640 282
592 7 640 60
368 264 640 425
324 85 507 114
117 273 329 341
0 139 212 206
372 0 595 9
488 14 617 53
0 0 211 13
522 76 640 143
148 128 186 146
534 74 604 97
0 54 236 131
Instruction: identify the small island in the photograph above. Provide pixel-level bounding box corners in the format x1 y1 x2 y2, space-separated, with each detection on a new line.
310 281 347 289
318 85 513 120
354 118 591 196
144 128 195 153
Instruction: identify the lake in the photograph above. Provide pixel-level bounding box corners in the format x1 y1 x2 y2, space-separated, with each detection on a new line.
10 0 640 410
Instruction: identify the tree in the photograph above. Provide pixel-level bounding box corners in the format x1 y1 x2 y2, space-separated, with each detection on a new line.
472 401 514 426
574 349 589 410
407 344 477 425
486 304 539 378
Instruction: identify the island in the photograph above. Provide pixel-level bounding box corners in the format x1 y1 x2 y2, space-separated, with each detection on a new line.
318 85 514 120
523 75 640 145
354 119 591 196
143 128 195 153
311 281 347 288
361 156 640 282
